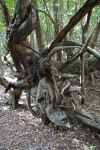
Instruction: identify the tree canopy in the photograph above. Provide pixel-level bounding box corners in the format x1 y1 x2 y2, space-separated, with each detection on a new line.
0 0 100 133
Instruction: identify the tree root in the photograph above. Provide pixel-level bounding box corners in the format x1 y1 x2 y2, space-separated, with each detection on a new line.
28 73 100 131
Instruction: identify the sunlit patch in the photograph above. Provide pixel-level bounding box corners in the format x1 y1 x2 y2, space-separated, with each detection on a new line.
2 106 9 110
73 137 79 143
18 101 24 105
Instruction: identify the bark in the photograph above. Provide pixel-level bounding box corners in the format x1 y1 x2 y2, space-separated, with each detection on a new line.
38 9 55 25
6 1 36 43
0 56 3 77
0 0 100 132
80 54 85 104
90 19 100 49
3 0 39 108
53 0 61 61
81 11 92 103
49 40 100 72
30 32 35 49
82 10 92 44
58 30 95 71
35 10 44 53
48 0 100 53
0 34 3 76
26 59 100 131
6 0 39 80
52 57 100 75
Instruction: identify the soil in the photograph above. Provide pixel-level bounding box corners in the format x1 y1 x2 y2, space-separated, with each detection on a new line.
0 69 100 150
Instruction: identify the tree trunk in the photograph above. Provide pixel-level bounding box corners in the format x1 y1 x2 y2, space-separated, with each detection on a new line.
0 34 3 77
82 10 92 44
35 10 44 53
90 19 100 49
48 0 100 53
0 54 3 77
81 10 92 104
0 0 10 26
30 32 35 50
53 0 61 61
0 0 100 132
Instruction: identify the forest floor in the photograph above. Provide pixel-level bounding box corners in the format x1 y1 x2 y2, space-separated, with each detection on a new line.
0 68 100 150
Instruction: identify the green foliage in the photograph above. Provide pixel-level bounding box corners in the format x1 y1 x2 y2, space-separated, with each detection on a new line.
0 0 100 55
88 144 96 150
37 0 100 45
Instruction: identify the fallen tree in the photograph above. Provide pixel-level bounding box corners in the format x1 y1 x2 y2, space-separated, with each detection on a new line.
0 0 100 132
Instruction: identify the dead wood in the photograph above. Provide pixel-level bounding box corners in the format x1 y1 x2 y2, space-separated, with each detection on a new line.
52 57 100 75
47 0 100 54
0 0 100 132
58 29 95 71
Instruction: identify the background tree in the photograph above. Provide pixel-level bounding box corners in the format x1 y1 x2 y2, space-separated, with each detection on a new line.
0 0 100 131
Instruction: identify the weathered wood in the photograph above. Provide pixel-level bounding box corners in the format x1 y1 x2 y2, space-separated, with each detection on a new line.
58 29 95 71
52 58 100 75
0 0 100 132
48 0 100 53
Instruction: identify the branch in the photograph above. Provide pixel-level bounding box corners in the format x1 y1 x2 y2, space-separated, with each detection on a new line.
59 30 95 71
52 66 78 82
0 0 10 26
53 40 100 60
48 0 100 53
81 10 92 43
61 81 70 95
52 57 100 76
0 77 7 87
82 10 92 32
90 19 100 49
91 42 100 49
14 0 31 26
38 9 55 24
6 2 36 43
35 10 45 53
44 46 81 62
26 89 39 117
17 3 36 40
5 61 26 79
